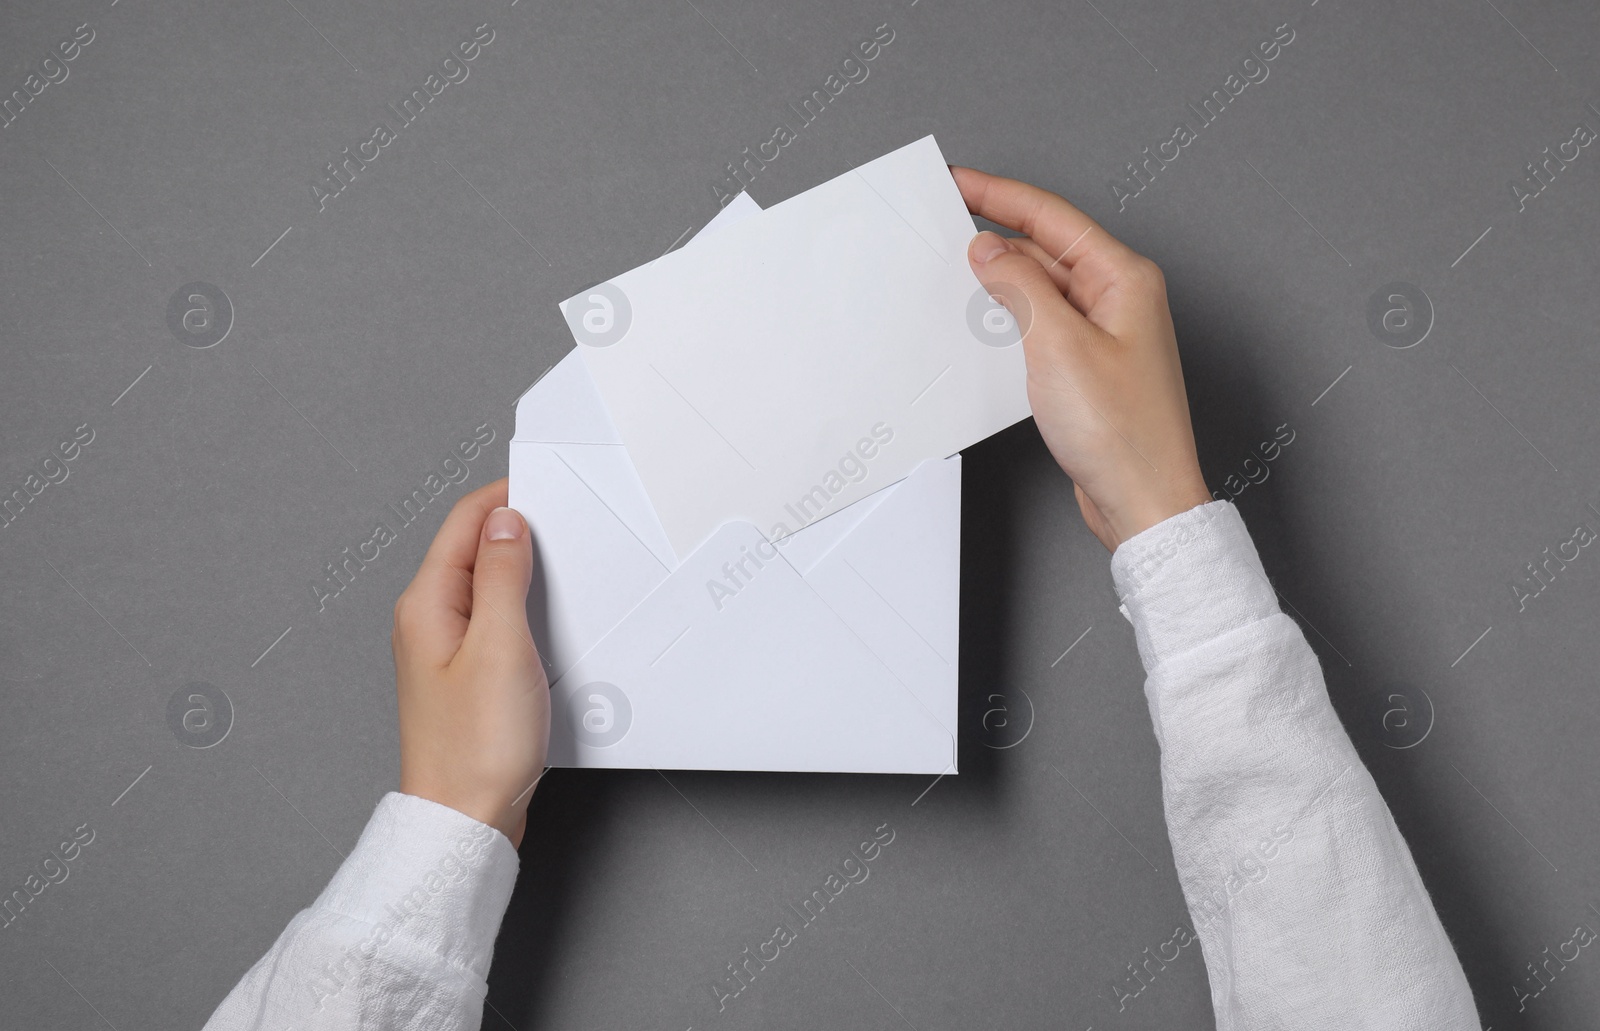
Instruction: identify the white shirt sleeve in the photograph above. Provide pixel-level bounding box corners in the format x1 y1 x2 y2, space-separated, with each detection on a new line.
203 791 520 1031
1109 500 1480 1030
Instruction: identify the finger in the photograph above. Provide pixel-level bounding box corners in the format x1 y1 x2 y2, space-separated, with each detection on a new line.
968 231 1097 362
951 166 1136 275
1007 236 1126 327
1007 236 1072 296
396 479 509 662
460 505 539 667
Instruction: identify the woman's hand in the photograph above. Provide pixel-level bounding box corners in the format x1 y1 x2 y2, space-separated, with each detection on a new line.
391 478 549 848
954 166 1213 552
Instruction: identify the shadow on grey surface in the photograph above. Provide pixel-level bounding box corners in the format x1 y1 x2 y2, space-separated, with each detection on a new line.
524 527 554 690
482 768 621 1030
950 418 1036 804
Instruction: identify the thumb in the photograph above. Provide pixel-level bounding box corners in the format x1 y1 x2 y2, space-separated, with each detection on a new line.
463 506 536 658
967 231 1092 357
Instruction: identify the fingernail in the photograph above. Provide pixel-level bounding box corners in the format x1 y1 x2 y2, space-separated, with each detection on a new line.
486 507 524 541
972 231 1009 264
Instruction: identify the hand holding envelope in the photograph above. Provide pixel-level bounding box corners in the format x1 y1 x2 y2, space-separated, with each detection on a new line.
509 136 1031 774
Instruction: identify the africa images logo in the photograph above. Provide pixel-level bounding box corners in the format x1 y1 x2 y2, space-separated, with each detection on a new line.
166 282 234 349
166 682 233 749
564 281 631 348
561 681 633 749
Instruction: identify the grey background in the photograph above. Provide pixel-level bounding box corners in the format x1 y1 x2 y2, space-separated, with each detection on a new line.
2 0 1597 1027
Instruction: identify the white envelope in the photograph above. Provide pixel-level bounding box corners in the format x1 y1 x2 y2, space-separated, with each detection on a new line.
510 196 960 774
563 134 1030 559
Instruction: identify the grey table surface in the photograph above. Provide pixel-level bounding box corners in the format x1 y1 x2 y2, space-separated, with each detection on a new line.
3 0 1598 1027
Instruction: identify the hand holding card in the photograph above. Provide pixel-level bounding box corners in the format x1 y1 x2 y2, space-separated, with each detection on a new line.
563 135 1031 558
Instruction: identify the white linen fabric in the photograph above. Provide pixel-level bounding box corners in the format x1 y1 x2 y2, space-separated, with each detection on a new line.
202 791 520 1031
1110 501 1478 1029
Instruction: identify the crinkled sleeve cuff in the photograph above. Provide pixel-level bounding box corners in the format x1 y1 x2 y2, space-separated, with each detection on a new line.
311 791 521 983
1109 501 1282 672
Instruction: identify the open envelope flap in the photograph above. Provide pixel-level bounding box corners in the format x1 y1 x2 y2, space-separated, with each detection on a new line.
509 438 950 712
513 352 680 572
771 475 896 575
514 351 623 445
507 442 671 680
513 353 914 582
797 455 960 720
546 518 957 774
